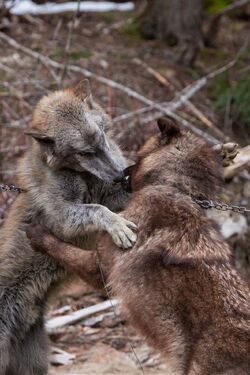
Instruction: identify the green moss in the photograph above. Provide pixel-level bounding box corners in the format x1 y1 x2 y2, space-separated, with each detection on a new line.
236 47 250 66
205 0 233 14
102 12 116 24
211 73 250 128
119 20 142 41
233 76 250 127
0 70 7 80
199 48 228 59
69 49 92 61
0 84 8 93
49 48 64 60
49 81 58 90
49 48 91 62
211 73 231 110
185 68 200 80
109 48 128 62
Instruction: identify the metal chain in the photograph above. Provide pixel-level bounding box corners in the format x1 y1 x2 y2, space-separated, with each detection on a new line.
193 198 250 214
0 184 25 193
1 183 249 214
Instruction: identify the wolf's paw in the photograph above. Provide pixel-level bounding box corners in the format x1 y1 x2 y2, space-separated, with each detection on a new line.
213 143 239 167
107 214 137 249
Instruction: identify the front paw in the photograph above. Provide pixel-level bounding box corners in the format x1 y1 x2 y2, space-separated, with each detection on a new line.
213 143 239 167
107 214 137 249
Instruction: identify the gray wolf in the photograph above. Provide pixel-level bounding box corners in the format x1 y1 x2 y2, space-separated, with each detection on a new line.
0 80 136 375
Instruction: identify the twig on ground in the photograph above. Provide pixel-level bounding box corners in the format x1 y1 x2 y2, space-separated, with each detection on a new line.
2 100 19 120
82 311 115 327
0 62 46 91
0 61 17 75
0 31 154 105
213 0 250 18
133 57 175 89
48 305 71 318
133 58 226 140
0 145 27 154
46 299 119 333
115 55 240 125
50 347 75 366
207 0 250 42
2 115 31 130
0 32 242 144
59 0 81 86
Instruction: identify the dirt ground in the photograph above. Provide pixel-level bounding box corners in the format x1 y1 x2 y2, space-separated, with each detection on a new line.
0 5 250 374
46 279 169 374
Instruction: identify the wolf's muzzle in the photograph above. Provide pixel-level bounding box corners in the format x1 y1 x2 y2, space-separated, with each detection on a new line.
113 171 125 183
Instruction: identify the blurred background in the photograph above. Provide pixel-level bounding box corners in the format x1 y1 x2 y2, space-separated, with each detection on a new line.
0 1 250 373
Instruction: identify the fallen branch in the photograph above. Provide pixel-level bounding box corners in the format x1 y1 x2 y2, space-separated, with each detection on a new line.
46 299 118 332
48 305 71 318
213 0 250 18
113 69 213 124
8 1 134 15
0 32 240 144
2 115 31 129
59 0 81 86
82 311 115 327
113 96 220 144
116 107 219 144
0 31 154 106
207 0 250 42
132 58 225 140
50 347 75 366
114 55 239 126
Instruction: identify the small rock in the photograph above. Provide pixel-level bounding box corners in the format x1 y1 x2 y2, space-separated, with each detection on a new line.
99 59 109 69
207 210 248 239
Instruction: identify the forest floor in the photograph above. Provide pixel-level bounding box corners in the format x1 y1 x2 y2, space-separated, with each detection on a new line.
0 5 250 374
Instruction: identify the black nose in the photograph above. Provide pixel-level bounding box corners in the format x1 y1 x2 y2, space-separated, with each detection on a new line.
123 165 135 178
113 171 125 183
122 164 135 193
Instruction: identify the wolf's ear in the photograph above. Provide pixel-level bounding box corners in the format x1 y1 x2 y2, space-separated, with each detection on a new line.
25 130 55 145
157 116 180 141
73 79 94 109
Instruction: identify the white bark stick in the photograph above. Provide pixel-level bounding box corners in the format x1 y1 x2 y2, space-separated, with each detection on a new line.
46 299 118 332
0 31 240 144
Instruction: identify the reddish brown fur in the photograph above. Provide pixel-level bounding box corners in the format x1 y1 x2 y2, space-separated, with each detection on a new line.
28 117 250 375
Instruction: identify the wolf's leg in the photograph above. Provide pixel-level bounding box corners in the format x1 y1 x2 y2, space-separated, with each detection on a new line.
26 225 109 289
9 322 49 375
44 198 137 249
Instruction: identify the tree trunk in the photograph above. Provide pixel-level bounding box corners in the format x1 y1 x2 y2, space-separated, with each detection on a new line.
138 0 204 66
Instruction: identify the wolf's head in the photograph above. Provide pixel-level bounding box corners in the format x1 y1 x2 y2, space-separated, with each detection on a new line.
25 80 125 182
131 116 223 199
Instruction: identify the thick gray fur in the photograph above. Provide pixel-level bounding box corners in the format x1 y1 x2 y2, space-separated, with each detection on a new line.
0 83 136 374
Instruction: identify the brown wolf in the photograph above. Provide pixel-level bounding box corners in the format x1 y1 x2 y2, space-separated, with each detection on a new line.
0 80 136 375
29 117 250 375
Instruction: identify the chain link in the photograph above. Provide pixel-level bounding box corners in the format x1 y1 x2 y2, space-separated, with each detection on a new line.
1 183 249 213
0 184 25 193
193 198 250 214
